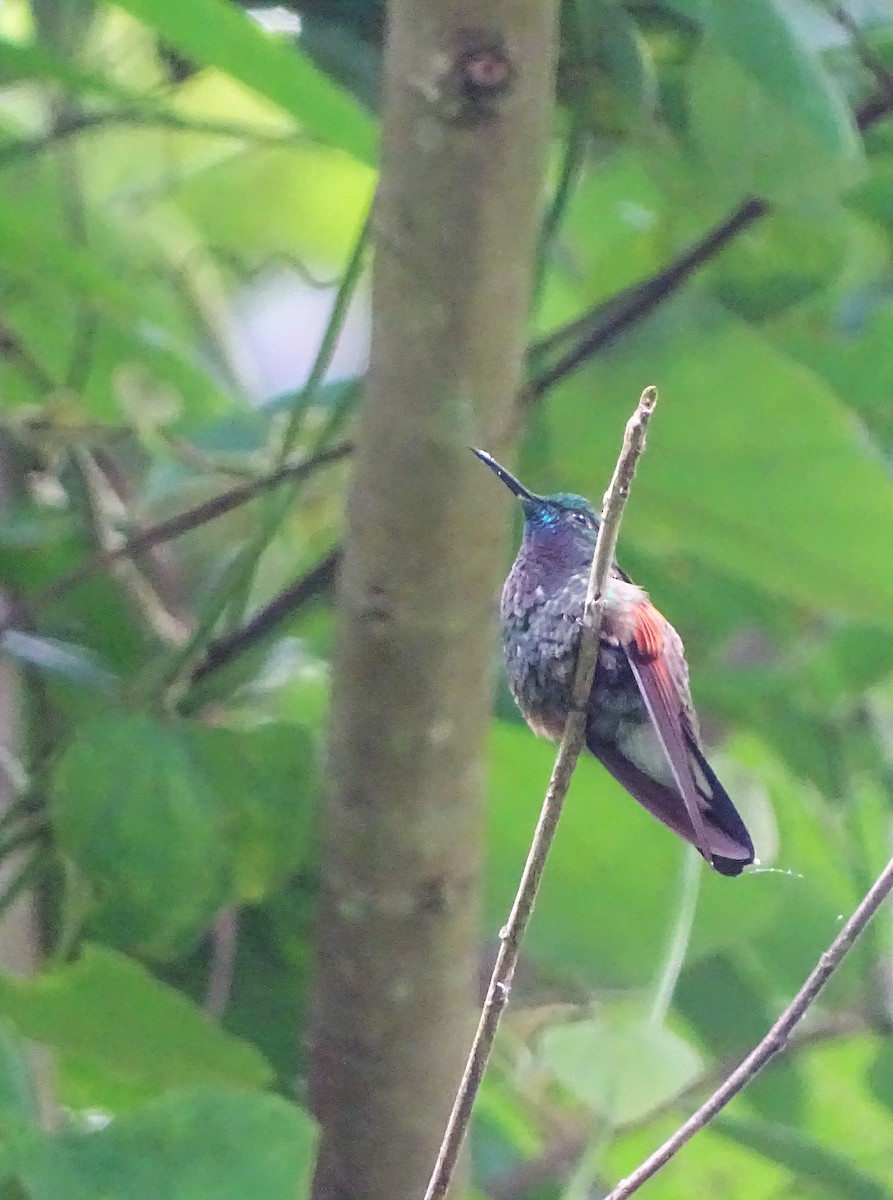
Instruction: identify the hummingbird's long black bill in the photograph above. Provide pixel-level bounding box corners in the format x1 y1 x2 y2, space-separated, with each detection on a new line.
471 448 538 502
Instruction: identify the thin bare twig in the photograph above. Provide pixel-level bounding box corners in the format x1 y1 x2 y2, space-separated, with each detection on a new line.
204 908 239 1020
423 385 658 1200
603 855 893 1199
486 1012 868 1200
71 449 191 646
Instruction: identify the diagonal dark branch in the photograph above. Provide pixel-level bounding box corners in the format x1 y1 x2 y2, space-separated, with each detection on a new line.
527 199 765 400
188 547 340 687
830 6 893 108
526 89 893 400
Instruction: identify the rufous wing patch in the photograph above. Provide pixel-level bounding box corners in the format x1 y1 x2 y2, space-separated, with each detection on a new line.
630 602 665 664
623 608 713 865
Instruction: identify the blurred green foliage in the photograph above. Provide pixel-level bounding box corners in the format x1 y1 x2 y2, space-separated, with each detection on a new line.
1 0 893 1196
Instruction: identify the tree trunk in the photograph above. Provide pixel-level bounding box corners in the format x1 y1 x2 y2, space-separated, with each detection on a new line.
309 3 558 1199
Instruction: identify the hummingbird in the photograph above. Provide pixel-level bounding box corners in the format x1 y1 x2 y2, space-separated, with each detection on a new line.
474 449 755 876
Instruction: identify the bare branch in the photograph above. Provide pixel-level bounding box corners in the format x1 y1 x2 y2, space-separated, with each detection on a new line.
188 547 340 687
603 854 893 1199
204 908 239 1020
525 86 893 401
424 385 658 1200
70 449 191 646
830 6 893 109
526 204 764 399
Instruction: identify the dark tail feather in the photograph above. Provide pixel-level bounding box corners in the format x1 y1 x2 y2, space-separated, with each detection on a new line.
687 739 755 875
587 734 755 876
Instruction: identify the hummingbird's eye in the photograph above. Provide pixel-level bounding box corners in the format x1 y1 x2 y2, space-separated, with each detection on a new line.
571 511 589 527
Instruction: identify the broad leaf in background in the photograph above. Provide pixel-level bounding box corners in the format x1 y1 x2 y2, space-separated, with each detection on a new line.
0 631 116 693
603 1115 804 1200
714 1115 891 1200
185 722 319 902
0 187 234 426
0 946 271 1110
675 953 805 1124
51 713 229 957
0 34 151 100
14 1087 316 1200
160 883 317 1089
547 294 893 625
687 48 860 209
681 0 861 207
769 238 893 456
169 140 373 265
0 193 171 326
795 1035 893 1181
703 205 848 319
113 0 377 163
538 1007 703 1125
0 1023 39 1127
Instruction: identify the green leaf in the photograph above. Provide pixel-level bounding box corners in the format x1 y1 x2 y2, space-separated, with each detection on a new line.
575 4 658 139
185 723 319 901
0 947 271 1110
867 1037 893 1115
710 1 858 158
537 149 665 327
538 1008 702 1124
0 195 152 321
160 884 315 1088
794 1035 893 1178
51 714 228 957
668 0 861 203
169 142 372 266
601 1119 784 1199
687 46 859 208
691 735 862 1000
547 294 893 626
113 0 376 163
38 578 156 681
675 954 804 1124
0 200 234 423
16 1087 316 1200
705 206 847 318
487 722 675 985
300 16 381 113
475 1076 542 1161
768 217 893 458
714 1114 892 1200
